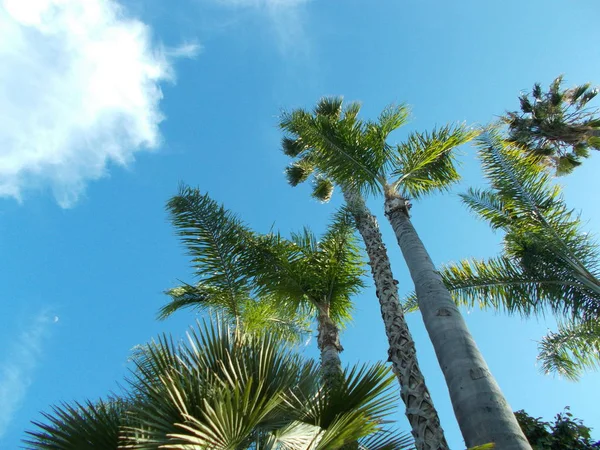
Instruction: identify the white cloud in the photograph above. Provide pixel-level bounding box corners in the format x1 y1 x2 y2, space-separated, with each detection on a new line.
0 0 198 207
0 311 55 438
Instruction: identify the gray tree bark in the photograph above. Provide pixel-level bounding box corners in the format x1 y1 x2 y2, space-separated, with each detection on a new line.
316 304 344 391
384 192 531 450
343 189 449 450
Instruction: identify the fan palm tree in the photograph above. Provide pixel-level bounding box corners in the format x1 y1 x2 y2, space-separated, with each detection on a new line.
502 75 600 175
412 130 600 380
249 210 365 391
25 320 414 450
161 185 310 344
280 97 530 449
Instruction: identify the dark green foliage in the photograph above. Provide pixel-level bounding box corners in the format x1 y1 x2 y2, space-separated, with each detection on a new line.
515 408 600 449
24 398 129 449
25 321 413 450
503 75 600 175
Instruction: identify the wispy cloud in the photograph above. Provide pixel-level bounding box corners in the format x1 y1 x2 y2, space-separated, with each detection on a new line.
0 311 56 438
208 0 313 56
0 0 199 207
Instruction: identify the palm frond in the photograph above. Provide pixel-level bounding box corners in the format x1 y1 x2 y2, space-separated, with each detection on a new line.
502 75 600 174
29 318 411 449
160 283 224 320
537 319 600 381
392 124 478 199
312 176 334 203
250 213 365 327
459 187 511 230
473 131 600 320
434 256 596 318
166 186 255 316
24 397 129 449
286 159 314 187
280 98 392 198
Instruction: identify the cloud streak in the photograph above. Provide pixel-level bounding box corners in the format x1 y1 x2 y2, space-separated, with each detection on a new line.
0 0 198 207
209 0 312 56
0 311 55 438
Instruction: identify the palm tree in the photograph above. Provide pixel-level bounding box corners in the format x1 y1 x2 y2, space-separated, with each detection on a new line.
412 130 600 380
25 320 414 450
249 210 365 391
163 186 367 390
162 185 310 344
280 97 531 449
502 75 600 175
281 100 449 450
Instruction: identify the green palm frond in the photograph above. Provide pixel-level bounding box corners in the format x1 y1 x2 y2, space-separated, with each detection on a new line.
280 98 391 197
459 187 511 230
123 320 319 449
538 320 600 381
502 75 600 175
167 185 254 316
165 188 311 344
473 132 600 320
160 283 223 319
282 136 309 158
428 256 599 318
315 96 344 120
29 319 412 449
312 176 334 202
24 398 129 449
251 211 365 326
239 296 312 344
392 124 478 199
286 159 314 186
365 104 411 150
287 362 404 449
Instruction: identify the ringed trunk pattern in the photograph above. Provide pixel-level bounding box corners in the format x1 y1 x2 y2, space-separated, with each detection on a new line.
316 304 344 390
384 192 531 450
343 189 449 450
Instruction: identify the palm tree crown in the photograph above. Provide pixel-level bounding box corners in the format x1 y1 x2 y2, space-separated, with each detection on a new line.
502 75 600 175
162 185 311 343
281 97 475 202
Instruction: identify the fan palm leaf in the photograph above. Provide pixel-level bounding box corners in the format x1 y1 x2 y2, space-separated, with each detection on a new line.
26 320 413 450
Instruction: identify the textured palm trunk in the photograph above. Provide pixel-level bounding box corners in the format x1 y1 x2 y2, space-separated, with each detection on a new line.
316 304 344 390
343 189 449 450
384 192 531 450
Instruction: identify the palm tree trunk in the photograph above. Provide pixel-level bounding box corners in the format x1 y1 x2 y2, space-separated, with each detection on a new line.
344 189 449 450
316 304 344 390
384 192 531 450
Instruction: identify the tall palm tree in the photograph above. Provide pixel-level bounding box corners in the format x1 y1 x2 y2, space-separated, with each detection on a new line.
280 97 531 449
25 320 414 450
162 185 310 344
412 130 600 380
249 211 365 391
281 101 449 450
502 75 600 175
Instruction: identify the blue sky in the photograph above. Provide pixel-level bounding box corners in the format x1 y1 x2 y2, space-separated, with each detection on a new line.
1 0 600 447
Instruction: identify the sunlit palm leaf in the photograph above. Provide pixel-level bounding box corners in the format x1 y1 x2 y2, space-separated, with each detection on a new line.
392 124 478 199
